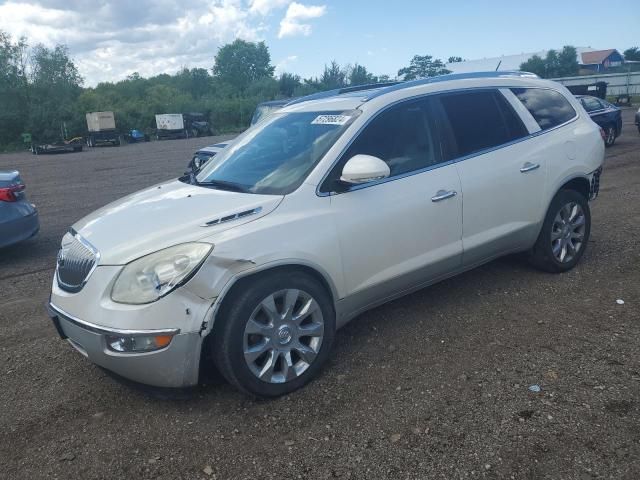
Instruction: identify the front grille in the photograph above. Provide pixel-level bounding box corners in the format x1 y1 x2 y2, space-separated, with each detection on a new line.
56 232 98 293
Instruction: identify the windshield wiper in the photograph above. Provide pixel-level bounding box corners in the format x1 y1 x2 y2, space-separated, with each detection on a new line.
196 179 250 193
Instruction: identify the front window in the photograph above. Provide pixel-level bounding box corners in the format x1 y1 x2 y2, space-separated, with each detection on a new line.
196 110 359 195
251 104 284 125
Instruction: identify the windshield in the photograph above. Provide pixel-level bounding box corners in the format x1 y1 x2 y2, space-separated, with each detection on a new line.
196 110 359 195
250 104 285 125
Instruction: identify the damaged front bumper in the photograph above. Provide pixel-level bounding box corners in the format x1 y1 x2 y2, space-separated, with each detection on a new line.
47 303 203 388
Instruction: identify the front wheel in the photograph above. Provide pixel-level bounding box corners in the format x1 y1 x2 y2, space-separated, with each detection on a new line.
211 271 335 397
604 125 616 147
529 190 591 273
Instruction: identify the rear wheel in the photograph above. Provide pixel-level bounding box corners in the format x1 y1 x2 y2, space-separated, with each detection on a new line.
529 189 591 273
211 271 335 397
604 125 616 147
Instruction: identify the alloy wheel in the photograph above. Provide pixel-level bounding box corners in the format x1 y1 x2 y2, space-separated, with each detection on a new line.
551 202 586 263
606 127 615 146
243 289 324 384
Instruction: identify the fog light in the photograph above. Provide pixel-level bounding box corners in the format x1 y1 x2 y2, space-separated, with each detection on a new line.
106 334 174 353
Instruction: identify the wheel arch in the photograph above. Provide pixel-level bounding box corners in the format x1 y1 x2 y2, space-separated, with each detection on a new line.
198 261 339 381
207 260 338 334
534 174 591 244
558 176 590 200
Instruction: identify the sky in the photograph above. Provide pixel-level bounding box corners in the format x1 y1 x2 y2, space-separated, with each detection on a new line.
0 0 637 86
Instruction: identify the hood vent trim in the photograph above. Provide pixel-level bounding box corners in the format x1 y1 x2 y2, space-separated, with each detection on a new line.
201 207 262 227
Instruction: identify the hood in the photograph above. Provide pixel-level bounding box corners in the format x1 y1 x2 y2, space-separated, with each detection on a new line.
73 179 283 264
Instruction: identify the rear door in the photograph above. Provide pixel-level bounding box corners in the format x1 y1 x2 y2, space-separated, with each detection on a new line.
434 89 544 266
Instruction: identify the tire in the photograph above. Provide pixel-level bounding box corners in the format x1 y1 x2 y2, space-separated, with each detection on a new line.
604 125 616 147
529 189 591 273
211 270 335 397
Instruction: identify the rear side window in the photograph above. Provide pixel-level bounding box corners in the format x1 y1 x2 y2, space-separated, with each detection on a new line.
511 88 577 130
437 90 528 158
581 97 603 113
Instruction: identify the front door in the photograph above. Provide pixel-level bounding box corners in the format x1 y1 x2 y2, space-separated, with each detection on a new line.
319 97 463 308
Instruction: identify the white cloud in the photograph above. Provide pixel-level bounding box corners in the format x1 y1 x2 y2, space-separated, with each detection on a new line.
275 54 298 73
249 0 290 16
0 0 324 85
278 2 326 38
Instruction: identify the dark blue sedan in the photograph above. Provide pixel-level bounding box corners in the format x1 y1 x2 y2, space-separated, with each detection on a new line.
0 170 39 249
577 95 623 147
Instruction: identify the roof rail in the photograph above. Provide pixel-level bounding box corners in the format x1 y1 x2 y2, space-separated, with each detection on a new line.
364 71 539 101
286 71 538 106
285 81 400 106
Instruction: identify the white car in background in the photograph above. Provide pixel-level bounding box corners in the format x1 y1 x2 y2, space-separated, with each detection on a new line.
49 72 604 397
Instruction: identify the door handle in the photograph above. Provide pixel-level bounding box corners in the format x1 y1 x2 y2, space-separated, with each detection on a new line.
520 162 540 173
431 190 457 202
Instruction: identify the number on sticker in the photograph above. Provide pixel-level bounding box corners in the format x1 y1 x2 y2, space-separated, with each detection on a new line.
311 115 351 126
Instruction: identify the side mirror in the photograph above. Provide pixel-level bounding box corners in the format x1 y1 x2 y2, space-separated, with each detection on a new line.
340 154 390 185
189 156 204 174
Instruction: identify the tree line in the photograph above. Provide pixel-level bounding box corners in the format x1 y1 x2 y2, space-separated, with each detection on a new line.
0 32 461 149
2 30 638 150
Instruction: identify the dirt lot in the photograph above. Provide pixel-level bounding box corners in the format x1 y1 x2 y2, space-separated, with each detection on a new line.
1 111 639 480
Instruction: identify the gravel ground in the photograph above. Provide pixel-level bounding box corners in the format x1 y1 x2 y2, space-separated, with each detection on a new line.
1 111 639 480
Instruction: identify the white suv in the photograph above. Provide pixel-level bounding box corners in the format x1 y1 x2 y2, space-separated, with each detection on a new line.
48 72 604 397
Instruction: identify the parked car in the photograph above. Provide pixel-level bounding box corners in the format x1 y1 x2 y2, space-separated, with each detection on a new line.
124 129 150 143
577 95 622 147
635 106 640 134
48 72 604 397
0 170 39 248
189 100 292 173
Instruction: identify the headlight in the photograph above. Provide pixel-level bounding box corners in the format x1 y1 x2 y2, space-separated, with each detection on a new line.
111 243 212 304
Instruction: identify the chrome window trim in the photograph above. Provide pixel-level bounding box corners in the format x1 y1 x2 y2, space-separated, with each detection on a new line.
316 86 579 197
499 88 542 134
48 303 181 337
56 228 101 293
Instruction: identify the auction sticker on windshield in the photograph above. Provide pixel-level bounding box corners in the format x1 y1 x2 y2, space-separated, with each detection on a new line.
311 115 352 126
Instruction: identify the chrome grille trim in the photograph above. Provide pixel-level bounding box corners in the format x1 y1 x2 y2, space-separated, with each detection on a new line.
56 230 100 293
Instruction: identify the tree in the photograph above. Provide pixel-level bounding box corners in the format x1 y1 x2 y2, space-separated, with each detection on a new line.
623 47 640 61
278 72 301 97
348 64 377 86
320 61 346 89
555 46 579 77
28 44 83 141
520 54 546 76
175 67 211 98
213 39 275 92
397 55 451 80
447 56 464 63
520 46 578 78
